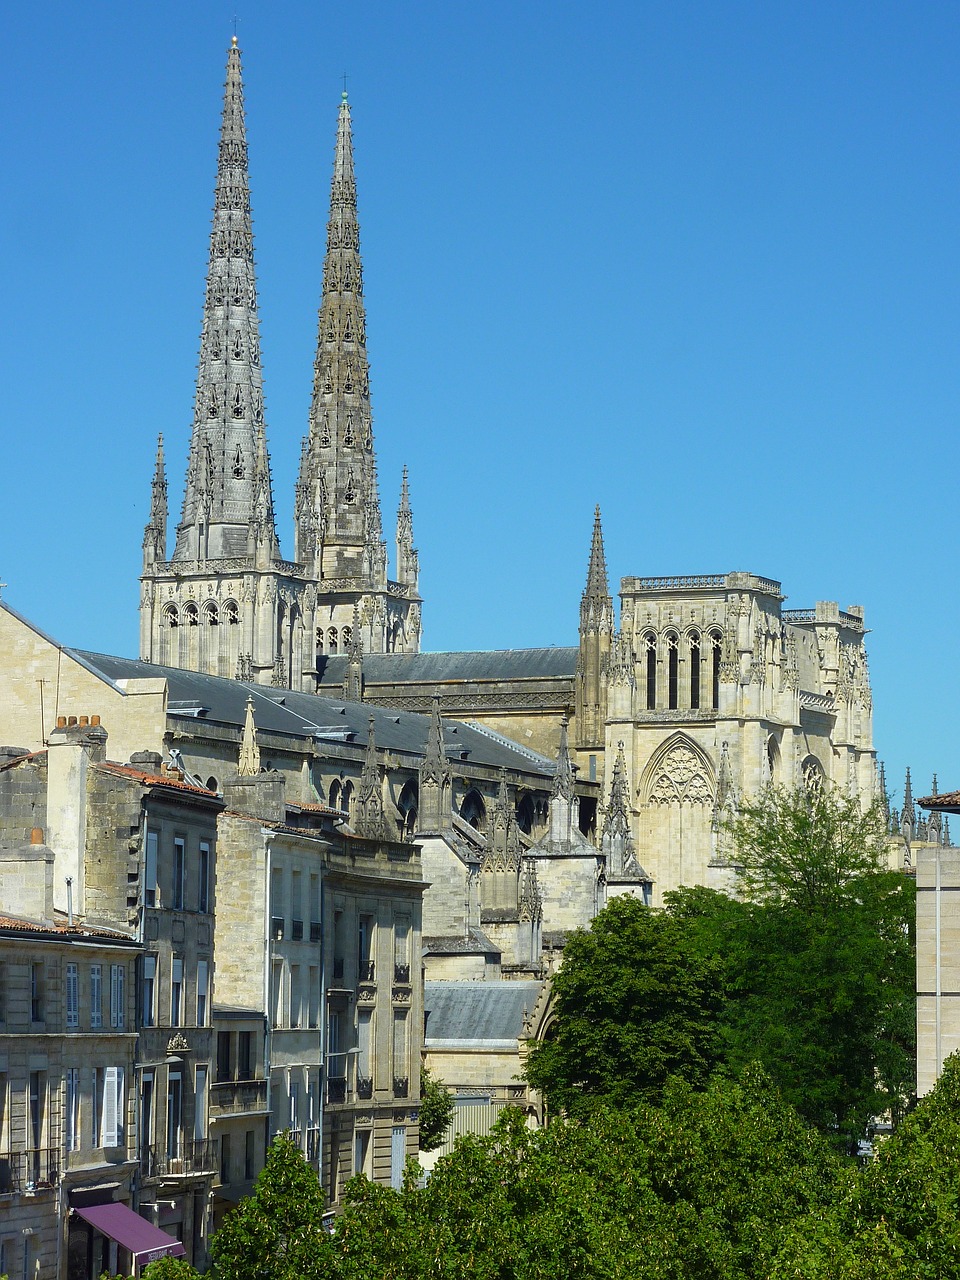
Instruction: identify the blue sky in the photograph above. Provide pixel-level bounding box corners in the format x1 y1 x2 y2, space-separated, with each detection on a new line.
3 2 958 803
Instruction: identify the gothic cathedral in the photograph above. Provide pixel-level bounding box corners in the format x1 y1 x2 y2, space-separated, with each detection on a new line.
139 40 421 688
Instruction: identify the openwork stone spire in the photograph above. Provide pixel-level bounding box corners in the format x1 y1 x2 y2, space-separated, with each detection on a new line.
296 91 385 586
175 37 277 563
396 466 418 590
552 717 575 802
601 741 643 881
356 716 384 838
581 506 613 633
343 601 364 702
237 696 261 776
418 697 452 831
142 435 168 568
901 767 915 845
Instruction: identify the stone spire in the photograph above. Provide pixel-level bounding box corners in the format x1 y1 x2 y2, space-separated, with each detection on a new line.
237 696 261 776
581 506 613 633
575 506 613 751
486 770 520 872
418 697 452 831
396 466 419 590
174 38 276 563
343 601 364 702
928 774 942 842
544 718 589 850
901 767 915 846
248 421 279 563
142 435 168 568
295 91 385 587
601 741 640 880
356 716 384 838
552 717 575 803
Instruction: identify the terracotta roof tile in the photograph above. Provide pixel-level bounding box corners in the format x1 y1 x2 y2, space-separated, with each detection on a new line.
0 914 135 941
95 761 219 798
919 790 960 810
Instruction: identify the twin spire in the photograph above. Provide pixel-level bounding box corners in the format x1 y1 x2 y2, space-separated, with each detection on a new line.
157 40 415 599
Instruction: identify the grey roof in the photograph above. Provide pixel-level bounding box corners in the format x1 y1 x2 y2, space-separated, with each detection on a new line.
317 648 578 685
424 980 543 1047
74 650 556 779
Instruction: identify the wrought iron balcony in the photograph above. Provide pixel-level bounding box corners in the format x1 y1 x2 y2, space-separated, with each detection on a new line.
310 921 322 942
358 960 375 983
327 1078 347 1104
356 1075 373 1100
0 1148 60 1192
210 1079 269 1115
393 1077 409 1099
141 1138 220 1180
394 963 410 984
271 916 284 941
291 919 304 941
306 1127 322 1162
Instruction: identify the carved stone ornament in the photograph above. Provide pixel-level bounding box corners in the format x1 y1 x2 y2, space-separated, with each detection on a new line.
167 1032 190 1054
648 744 714 806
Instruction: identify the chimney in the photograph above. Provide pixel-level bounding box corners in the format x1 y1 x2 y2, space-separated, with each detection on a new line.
46 718 108 917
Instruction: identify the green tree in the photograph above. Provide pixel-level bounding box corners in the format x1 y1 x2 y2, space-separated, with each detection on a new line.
209 1130 339 1280
524 895 724 1116
718 785 916 1140
141 1260 201 1280
418 1066 454 1152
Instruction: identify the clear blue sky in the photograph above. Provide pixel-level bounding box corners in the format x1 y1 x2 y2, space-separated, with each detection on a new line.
3 2 958 804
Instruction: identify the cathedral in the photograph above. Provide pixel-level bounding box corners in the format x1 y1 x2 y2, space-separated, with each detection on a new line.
139 39 421 688
140 38 879 908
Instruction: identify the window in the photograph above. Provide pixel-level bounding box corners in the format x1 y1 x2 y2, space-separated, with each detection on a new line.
141 955 156 1028
358 914 373 981
145 829 159 907
689 635 701 709
393 1011 408 1084
667 634 679 710
244 1129 255 1180
31 963 44 1022
90 964 102 1029
394 916 410 982
644 635 657 710
358 1008 372 1083
289 1079 301 1137
270 961 283 1028
0 1073 7 1158
166 1072 182 1161
221 1132 232 1186
100 1067 124 1147
66 963 79 1029
194 1065 208 1141
171 956 183 1026
110 965 125 1029
198 840 211 913
196 959 209 1026
270 866 284 932
173 836 186 910
711 631 722 710
217 1031 232 1084
355 1129 371 1177
309 874 321 941
308 966 319 1030
65 1068 80 1151
139 1072 153 1157
390 1126 405 1190
29 1071 45 1153
238 1030 252 1081
289 965 301 1029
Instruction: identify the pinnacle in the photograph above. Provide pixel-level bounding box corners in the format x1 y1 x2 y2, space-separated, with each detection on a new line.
585 506 609 599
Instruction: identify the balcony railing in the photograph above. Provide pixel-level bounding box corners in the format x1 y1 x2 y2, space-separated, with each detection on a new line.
141 1138 220 1180
0 1148 61 1192
310 921 322 942
291 919 304 941
327 1078 347 1104
394 963 410 984
393 1077 409 1099
358 960 375 983
210 1079 269 1115
356 1075 373 1100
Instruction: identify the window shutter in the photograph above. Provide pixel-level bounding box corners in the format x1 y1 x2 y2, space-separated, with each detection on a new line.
109 966 118 1027
117 966 125 1030
90 965 102 1028
102 1067 118 1147
66 964 79 1028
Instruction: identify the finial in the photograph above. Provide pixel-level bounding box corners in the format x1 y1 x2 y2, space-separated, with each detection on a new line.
342 71 349 101
238 696 261 776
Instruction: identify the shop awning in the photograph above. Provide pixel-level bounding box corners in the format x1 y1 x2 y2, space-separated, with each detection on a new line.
73 1203 186 1265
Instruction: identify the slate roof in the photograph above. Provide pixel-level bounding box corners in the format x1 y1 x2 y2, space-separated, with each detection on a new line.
317 648 579 685
74 650 557 780
424 980 543 1047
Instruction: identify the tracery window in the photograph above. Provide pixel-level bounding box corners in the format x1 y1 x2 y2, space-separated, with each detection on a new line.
204 603 219 626
801 757 824 795
164 606 179 629
328 627 339 654
233 446 245 479
666 633 679 710
316 627 325 654
710 630 722 710
342 626 352 650
224 601 240 625
232 330 243 359
183 604 199 627
689 634 701 709
644 634 656 710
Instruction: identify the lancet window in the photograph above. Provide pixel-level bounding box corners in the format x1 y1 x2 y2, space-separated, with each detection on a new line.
666 633 679 710
689 634 701 709
710 630 722 709
643 634 657 711
328 627 339 654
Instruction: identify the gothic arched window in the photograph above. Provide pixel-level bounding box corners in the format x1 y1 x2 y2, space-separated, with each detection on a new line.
342 626 352 650
204 603 219 626
689 633 701 710
224 601 240 625
183 604 199 627
316 627 325 655
666 633 679 710
459 789 486 831
340 780 353 816
643 634 657 710
164 606 179 629
710 630 722 710
329 779 341 811
328 627 339 654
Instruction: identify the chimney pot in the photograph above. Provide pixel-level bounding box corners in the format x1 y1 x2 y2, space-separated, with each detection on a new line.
91 715 101 727
56 716 67 729
30 827 44 845
67 716 77 727
79 716 89 727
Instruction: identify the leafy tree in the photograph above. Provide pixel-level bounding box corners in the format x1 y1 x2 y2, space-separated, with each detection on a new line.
524 895 724 1116
142 1261 201 1280
418 1066 454 1151
209 1130 339 1280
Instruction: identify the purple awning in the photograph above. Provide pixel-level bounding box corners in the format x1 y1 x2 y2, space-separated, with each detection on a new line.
73 1203 186 1264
